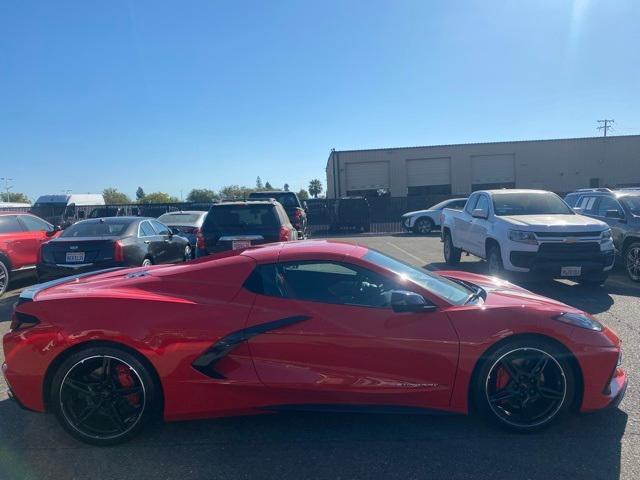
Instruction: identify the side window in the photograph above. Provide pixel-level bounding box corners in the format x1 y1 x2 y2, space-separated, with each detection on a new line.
465 194 479 214
0 215 25 234
18 215 52 232
150 220 170 235
475 195 490 213
139 221 156 237
578 196 598 214
596 197 623 217
451 200 466 210
279 261 399 308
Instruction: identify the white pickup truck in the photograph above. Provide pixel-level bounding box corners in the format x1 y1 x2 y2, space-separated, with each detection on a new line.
440 189 615 284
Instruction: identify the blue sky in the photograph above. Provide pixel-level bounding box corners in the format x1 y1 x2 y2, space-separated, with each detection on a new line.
1 0 639 201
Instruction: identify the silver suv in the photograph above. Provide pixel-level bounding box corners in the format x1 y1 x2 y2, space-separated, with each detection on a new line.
565 188 640 281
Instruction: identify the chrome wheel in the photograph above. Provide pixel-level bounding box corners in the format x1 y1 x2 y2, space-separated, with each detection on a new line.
625 245 640 281
142 258 153 267
485 348 567 429
415 218 433 234
0 261 8 296
59 355 146 441
184 245 192 261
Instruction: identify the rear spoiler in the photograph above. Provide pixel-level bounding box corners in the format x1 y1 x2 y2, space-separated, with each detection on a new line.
18 267 125 304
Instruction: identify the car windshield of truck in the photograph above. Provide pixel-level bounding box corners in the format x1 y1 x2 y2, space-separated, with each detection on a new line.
621 196 640 215
31 203 67 217
363 250 470 305
492 193 573 216
61 221 130 237
208 205 277 229
158 213 202 224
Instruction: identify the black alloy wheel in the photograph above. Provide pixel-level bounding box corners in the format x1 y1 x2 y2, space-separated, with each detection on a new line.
51 347 156 445
625 243 640 282
0 260 9 297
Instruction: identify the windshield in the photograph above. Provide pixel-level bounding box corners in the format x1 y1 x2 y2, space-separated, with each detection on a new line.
621 196 640 215
157 213 202 224
61 221 130 237
250 192 298 208
493 193 573 216
207 205 277 229
363 250 471 305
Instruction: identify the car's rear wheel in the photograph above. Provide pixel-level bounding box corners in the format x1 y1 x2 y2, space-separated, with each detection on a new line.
624 242 640 282
50 346 157 445
413 217 434 234
474 338 574 432
443 231 461 265
184 245 192 261
0 259 9 297
142 257 153 267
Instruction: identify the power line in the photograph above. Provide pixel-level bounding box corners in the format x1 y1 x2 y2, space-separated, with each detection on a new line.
0 177 13 202
597 119 614 137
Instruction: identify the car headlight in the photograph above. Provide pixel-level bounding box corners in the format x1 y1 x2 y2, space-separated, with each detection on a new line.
601 229 612 243
555 312 603 331
508 229 538 245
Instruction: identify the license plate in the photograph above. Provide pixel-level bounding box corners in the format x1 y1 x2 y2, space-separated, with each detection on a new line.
66 252 85 263
561 266 581 277
232 240 251 250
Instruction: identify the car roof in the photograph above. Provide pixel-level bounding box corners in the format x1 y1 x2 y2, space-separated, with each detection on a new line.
249 191 293 195
71 216 146 225
158 211 207 215
240 240 368 262
212 200 276 206
481 189 552 195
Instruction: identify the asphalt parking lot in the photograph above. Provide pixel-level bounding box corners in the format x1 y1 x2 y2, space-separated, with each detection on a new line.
0 233 638 480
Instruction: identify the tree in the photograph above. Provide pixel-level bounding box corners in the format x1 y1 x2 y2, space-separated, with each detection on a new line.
136 187 145 202
186 188 218 203
308 179 323 198
103 188 131 204
297 189 309 201
3 192 30 203
220 185 254 200
264 181 273 190
256 176 263 190
142 192 178 203
283 183 289 192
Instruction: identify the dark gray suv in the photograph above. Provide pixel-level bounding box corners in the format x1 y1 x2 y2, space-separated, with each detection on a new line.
565 188 640 281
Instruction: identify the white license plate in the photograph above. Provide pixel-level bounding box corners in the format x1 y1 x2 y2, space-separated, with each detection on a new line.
66 252 85 263
232 240 251 250
561 266 582 277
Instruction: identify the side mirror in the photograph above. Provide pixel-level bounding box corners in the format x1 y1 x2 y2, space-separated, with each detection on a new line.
46 225 61 237
170 227 180 235
471 208 488 219
605 209 624 220
390 290 438 313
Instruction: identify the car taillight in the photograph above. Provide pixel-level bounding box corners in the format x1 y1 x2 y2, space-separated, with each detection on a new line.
10 312 40 332
114 240 124 262
196 230 206 249
279 226 291 241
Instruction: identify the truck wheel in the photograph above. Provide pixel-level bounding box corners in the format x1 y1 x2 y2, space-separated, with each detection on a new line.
624 242 640 282
487 245 504 277
443 231 461 265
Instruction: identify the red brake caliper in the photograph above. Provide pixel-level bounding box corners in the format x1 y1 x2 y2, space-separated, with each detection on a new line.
116 364 140 406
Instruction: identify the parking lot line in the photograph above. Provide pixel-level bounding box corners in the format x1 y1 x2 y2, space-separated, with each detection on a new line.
385 242 428 266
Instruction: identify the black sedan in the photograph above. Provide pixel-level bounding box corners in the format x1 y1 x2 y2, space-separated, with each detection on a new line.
37 217 191 281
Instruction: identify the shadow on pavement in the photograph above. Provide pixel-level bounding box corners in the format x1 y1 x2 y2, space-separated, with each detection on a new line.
0 398 628 480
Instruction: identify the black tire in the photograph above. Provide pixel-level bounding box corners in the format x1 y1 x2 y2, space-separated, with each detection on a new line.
487 245 504 277
443 231 461 265
50 346 158 445
0 258 9 297
623 242 640 282
473 337 575 432
413 217 434 235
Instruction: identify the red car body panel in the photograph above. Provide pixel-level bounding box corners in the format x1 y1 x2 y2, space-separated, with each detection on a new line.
0 213 57 270
2 241 626 422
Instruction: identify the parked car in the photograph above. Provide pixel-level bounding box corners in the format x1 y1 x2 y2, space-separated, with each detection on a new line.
248 191 308 238
30 194 106 228
196 200 297 257
330 196 371 232
157 211 208 258
441 189 615 284
37 217 190 281
0 213 59 296
401 198 468 234
564 188 640 281
4 240 626 445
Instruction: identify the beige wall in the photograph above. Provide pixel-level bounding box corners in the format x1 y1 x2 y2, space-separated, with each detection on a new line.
326 135 640 198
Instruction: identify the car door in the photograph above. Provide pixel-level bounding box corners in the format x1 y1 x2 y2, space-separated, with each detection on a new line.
245 260 459 410
150 220 182 262
467 194 491 257
138 220 162 263
16 215 55 267
454 193 479 249
593 196 626 248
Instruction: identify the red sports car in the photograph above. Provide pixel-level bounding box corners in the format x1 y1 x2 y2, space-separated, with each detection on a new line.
2 241 627 445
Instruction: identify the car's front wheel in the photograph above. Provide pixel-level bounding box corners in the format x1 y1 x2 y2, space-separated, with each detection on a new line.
624 242 640 282
0 259 9 297
184 245 192 261
474 338 574 432
413 217 434 234
50 346 158 446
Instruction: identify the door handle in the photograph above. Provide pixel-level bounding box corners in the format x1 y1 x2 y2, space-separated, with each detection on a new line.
144 240 151 244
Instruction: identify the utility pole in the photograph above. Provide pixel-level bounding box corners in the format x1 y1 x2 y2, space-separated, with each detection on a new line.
0 177 13 202
597 119 614 137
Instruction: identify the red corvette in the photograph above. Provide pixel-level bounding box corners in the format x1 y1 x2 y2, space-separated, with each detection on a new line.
2 241 627 445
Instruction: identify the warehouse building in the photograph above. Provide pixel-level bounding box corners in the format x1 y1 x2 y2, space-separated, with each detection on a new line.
325 134 640 198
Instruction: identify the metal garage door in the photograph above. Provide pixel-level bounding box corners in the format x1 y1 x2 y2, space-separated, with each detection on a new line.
471 154 515 190
345 162 389 192
406 158 451 186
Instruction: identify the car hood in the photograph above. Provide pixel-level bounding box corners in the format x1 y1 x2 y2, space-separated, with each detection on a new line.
497 214 607 231
438 270 575 310
402 209 436 217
